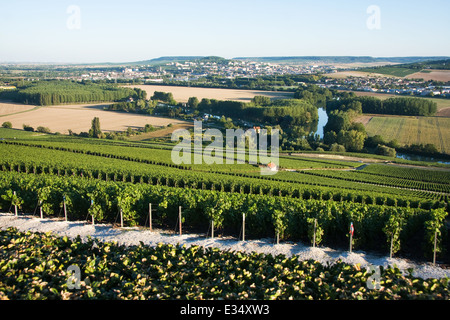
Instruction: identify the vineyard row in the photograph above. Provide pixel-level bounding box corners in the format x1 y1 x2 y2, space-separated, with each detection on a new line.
0 171 447 260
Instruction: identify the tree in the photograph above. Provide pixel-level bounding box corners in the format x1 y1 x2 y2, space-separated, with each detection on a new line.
376 144 396 157
2 121 12 128
188 97 199 109
337 130 366 152
23 124 34 132
36 126 51 134
365 135 386 148
330 143 346 152
251 95 271 106
89 117 102 138
323 131 337 145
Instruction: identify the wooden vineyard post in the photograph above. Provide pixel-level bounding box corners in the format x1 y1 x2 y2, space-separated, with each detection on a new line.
242 213 245 242
40 206 43 219
211 220 214 239
63 196 68 222
90 199 95 226
13 191 18 216
313 219 317 248
149 203 152 232
390 236 394 259
179 206 182 236
349 222 354 253
433 230 438 266
276 231 279 245
120 208 123 228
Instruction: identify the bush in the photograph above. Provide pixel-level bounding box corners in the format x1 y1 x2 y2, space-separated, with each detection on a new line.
376 144 397 157
36 126 51 134
330 143 346 152
22 124 34 132
2 121 12 129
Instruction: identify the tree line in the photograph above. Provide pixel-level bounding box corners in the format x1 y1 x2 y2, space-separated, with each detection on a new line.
327 96 437 117
196 97 318 127
0 80 146 106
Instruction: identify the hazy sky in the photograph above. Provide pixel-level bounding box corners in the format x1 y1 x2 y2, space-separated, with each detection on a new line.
1 0 449 63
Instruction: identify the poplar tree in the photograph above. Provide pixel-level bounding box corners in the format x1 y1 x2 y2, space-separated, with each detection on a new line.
89 117 102 138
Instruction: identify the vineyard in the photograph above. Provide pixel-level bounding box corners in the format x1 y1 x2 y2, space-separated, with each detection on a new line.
1 227 449 300
0 127 449 301
0 128 449 260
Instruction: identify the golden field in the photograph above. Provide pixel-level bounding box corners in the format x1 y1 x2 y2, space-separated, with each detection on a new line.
0 103 187 135
124 85 294 103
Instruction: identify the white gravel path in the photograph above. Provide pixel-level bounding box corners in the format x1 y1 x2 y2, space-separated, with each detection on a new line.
1 212 449 280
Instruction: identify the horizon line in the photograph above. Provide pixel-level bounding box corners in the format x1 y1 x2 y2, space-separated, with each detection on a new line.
1 55 449 65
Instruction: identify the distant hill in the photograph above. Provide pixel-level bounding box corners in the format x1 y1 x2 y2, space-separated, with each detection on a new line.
399 58 450 70
358 58 450 77
129 56 231 65
232 56 449 65
133 56 205 65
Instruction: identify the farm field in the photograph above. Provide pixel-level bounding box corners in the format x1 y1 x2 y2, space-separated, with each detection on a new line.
0 102 188 135
327 71 390 79
362 116 450 154
0 101 38 116
124 85 294 103
406 69 450 82
357 66 419 77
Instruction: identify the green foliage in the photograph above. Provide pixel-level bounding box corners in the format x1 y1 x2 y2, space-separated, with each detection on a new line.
89 117 102 139
272 209 287 239
198 98 318 127
251 95 271 106
294 85 333 107
330 143 346 152
358 66 418 77
1 189 24 208
382 208 405 256
424 208 448 258
0 80 140 106
188 96 199 109
327 96 437 117
151 91 176 104
307 218 324 246
337 130 367 152
1 227 449 300
22 124 34 132
376 144 397 158
2 121 12 129
0 170 446 257
0 139 446 208
36 126 51 134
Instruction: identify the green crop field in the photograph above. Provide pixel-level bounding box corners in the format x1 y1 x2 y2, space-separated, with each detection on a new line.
364 116 450 154
357 66 420 77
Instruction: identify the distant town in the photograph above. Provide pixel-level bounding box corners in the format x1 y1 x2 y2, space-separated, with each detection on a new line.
1 56 449 98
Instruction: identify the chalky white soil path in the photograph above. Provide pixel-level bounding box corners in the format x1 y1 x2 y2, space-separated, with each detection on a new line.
1 213 449 280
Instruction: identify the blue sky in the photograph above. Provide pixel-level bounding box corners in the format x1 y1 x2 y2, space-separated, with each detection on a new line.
0 0 449 63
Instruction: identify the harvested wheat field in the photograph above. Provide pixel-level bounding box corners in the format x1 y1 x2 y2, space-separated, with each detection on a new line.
326 71 387 79
406 70 450 82
125 85 294 103
0 101 38 116
0 103 187 135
